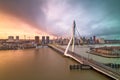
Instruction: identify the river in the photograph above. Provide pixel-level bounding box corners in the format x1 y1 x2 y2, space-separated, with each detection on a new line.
60 44 120 72
0 47 111 80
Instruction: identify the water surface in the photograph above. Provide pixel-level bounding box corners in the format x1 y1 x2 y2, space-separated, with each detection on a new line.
0 48 110 80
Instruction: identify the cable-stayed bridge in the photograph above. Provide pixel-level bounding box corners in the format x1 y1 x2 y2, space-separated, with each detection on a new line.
48 21 120 80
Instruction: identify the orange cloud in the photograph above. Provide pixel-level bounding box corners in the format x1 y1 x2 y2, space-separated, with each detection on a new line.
0 12 54 39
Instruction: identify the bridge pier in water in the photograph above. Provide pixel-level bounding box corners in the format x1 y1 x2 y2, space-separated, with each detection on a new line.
69 64 91 70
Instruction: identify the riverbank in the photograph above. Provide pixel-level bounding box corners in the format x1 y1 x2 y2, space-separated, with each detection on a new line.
89 46 120 58
87 51 120 58
0 46 35 50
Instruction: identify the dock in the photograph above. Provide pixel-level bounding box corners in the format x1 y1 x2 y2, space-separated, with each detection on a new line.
48 44 120 80
69 64 91 70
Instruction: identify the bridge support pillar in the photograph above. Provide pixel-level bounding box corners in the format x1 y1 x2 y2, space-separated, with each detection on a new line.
64 20 76 55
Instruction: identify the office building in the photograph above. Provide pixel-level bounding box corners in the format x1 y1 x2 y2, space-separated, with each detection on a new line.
35 36 39 44
16 36 19 40
93 36 96 41
8 36 14 40
42 36 45 45
46 36 49 44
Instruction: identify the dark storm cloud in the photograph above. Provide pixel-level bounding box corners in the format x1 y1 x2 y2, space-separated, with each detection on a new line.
68 0 120 38
0 0 47 30
0 0 120 39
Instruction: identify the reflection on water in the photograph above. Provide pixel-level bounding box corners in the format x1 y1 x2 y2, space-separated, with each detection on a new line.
0 48 110 80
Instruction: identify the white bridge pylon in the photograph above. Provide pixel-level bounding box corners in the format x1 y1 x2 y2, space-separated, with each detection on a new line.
64 20 76 56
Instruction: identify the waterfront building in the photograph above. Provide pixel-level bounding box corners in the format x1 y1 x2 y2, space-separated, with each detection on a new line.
93 36 96 43
46 36 49 44
75 38 80 45
98 38 105 44
16 36 19 40
82 37 86 43
42 36 45 45
35 36 39 44
79 37 83 44
89 37 93 44
62 38 69 45
93 36 96 41
7 36 14 43
57 37 63 44
90 37 92 41
96 39 99 44
8 36 14 40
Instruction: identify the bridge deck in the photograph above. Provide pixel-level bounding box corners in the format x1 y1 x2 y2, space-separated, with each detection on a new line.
48 44 120 80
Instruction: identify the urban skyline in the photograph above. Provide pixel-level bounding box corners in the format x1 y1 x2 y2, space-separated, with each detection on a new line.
0 0 120 80
0 0 120 39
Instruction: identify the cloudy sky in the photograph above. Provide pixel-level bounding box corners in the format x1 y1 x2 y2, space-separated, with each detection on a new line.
0 0 120 39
